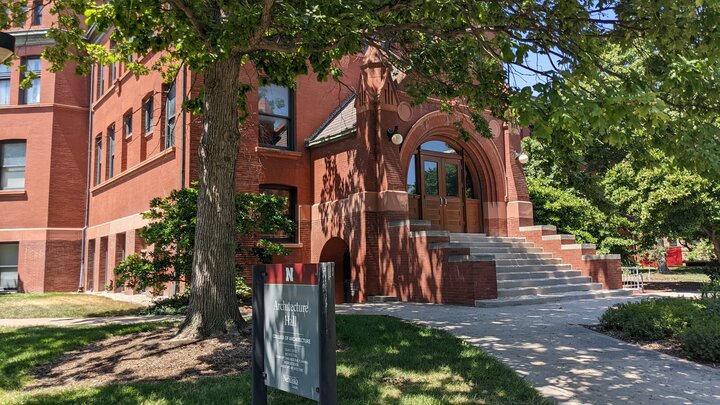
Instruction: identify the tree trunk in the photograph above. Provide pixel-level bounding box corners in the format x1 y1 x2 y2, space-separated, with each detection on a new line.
177 57 247 339
708 230 720 266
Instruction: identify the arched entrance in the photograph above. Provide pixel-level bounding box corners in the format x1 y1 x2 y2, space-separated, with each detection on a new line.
319 237 353 304
406 139 484 233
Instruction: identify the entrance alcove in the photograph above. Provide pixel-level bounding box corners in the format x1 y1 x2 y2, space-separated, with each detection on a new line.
319 237 353 304
405 139 485 233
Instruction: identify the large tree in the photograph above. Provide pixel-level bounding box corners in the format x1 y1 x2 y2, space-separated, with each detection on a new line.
3 0 719 337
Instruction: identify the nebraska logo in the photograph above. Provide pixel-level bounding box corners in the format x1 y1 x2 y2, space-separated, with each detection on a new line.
284 267 294 282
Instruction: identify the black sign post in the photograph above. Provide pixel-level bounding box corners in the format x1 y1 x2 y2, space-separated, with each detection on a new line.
252 263 336 405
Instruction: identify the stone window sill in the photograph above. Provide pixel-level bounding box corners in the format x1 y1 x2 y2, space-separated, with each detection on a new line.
255 146 302 160
0 190 27 199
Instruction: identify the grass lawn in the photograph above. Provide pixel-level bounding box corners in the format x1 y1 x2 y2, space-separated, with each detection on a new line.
642 267 710 283
1 315 549 405
0 293 144 319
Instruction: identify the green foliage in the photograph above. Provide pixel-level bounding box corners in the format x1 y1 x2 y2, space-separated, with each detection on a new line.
700 280 720 300
604 161 720 260
599 298 704 341
687 239 718 263
601 296 720 363
143 293 190 316
678 313 720 363
0 1 718 173
527 178 604 244
114 186 294 295
705 266 720 283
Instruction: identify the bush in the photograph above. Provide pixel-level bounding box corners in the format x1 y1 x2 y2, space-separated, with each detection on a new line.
599 298 704 341
143 293 190 315
678 313 720 363
704 265 720 283
701 280 720 300
686 239 717 263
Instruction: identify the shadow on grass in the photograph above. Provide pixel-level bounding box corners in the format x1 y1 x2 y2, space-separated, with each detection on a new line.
0 323 173 392
7 315 548 405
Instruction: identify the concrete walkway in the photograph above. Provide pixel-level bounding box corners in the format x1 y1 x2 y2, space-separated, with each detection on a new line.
339 296 720 405
0 315 183 328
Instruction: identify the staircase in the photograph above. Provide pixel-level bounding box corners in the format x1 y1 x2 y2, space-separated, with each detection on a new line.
432 232 630 307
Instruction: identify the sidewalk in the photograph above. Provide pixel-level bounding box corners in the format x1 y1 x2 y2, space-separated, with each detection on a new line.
338 295 720 405
0 315 183 328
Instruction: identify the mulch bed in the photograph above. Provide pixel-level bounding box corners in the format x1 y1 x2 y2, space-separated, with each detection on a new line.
29 327 251 390
585 324 719 369
642 281 704 293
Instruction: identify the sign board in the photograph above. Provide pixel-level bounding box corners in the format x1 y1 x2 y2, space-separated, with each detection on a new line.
252 263 336 405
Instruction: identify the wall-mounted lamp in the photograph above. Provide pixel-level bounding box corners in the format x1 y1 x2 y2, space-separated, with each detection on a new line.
514 151 529 165
386 126 404 145
0 32 15 63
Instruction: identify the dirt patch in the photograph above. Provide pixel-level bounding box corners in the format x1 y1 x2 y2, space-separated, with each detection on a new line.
585 324 719 369
30 327 251 390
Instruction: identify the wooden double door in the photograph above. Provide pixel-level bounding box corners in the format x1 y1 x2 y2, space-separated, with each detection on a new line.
419 152 465 232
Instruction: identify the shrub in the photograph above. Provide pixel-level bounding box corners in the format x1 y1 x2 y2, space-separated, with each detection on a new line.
678 313 720 363
599 298 704 341
686 239 717 263
704 265 720 283
700 280 720 300
143 293 190 315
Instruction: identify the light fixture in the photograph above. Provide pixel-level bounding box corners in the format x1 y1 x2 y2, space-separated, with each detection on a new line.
0 32 15 63
386 126 404 145
515 151 529 165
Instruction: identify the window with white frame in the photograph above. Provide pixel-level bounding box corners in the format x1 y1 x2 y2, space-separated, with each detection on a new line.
20 57 41 104
0 141 26 190
97 64 105 98
107 125 115 179
94 136 102 185
143 95 154 134
164 82 176 149
0 64 10 105
0 243 19 291
123 111 133 138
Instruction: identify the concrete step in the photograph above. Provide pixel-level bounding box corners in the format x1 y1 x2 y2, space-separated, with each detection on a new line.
446 241 537 249
449 235 524 243
497 282 603 298
495 264 572 272
496 270 583 281
475 289 633 307
497 276 593 289
489 254 554 261
468 247 545 254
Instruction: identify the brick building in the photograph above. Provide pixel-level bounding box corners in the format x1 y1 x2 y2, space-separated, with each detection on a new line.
1 15 624 304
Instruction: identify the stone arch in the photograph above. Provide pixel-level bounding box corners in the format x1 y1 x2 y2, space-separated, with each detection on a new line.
319 237 354 304
400 110 507 208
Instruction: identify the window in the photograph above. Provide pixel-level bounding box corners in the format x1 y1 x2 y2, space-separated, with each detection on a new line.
0 64 10 105
109 63 116 83
97 65 105 97
15 5 27 27
407 155 417 194
94 137 102 185
258 84 293 149
123 112 133 138
0 243 19 291
107 125 115 179
164 83 176 149
20 57 41 104
0 141 26 190
31 1 42 25
143 95 154 134
259 185 297 242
